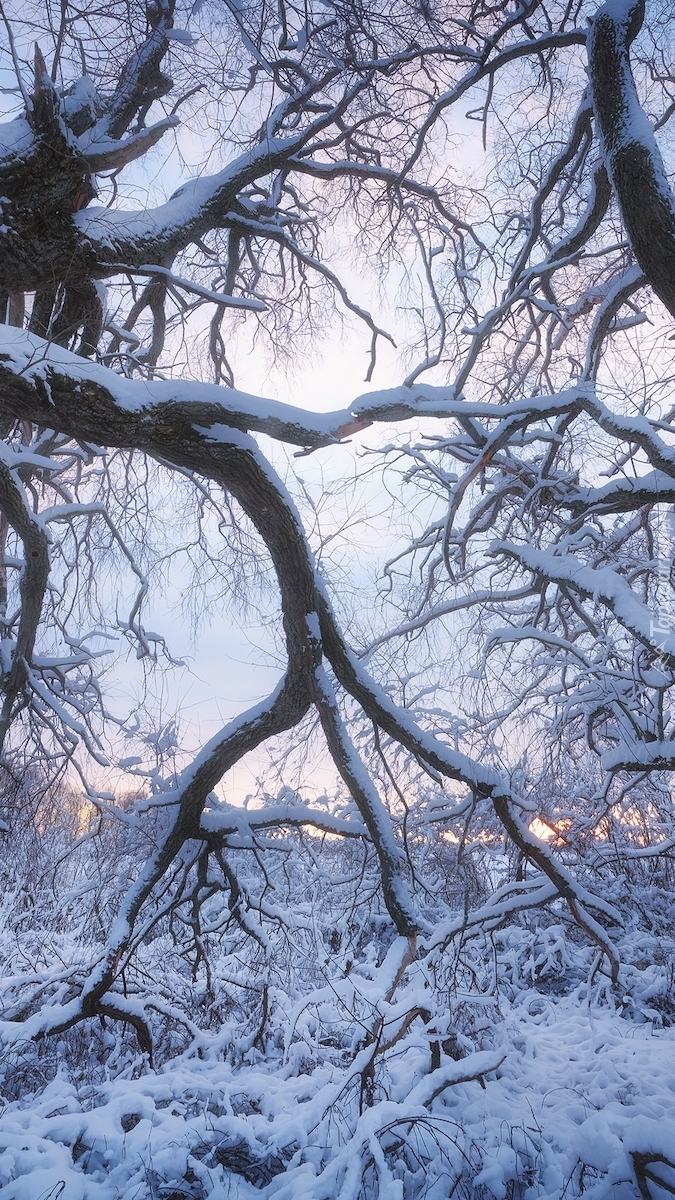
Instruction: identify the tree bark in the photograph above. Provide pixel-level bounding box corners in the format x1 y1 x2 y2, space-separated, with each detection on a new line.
589 0 675 319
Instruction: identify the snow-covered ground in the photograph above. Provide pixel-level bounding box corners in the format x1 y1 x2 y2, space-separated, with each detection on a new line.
2 977 675 1199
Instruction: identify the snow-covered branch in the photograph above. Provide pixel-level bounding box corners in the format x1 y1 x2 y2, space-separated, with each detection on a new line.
589 0 675 318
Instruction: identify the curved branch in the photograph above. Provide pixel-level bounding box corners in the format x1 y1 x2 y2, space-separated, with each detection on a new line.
402 28 587 178
0 328 626 983
71 669 311 1025
310 663 419 935
508 92 594 289
583 264 646 379
83 115 180 172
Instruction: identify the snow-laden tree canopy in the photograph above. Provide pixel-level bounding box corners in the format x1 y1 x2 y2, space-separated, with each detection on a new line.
2 0 675 1195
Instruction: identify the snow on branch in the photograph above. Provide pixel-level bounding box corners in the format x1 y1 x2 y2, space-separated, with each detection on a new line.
82 115 180 172
112 263 267 311
490 539 675 664
589 0 675 318
0 327 355 449
199 799 367 840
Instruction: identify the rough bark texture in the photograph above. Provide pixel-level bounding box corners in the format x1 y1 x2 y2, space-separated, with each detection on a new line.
589 0 675 319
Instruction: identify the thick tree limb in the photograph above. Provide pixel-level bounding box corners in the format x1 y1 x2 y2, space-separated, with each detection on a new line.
97 0 176 141
83 115 180 172
0 328 354 448
0 449 50 751
589 0 675 318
